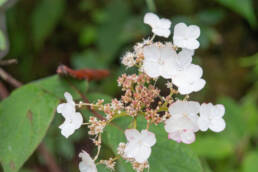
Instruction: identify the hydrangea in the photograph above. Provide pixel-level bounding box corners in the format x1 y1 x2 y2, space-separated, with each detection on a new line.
197 103 226 132
143 44 177 79
79 150 97 172
144 12 171 38
165 101 200 144
124 129 156 163
173 23 200 50
172 64 206 95
57 92 83 138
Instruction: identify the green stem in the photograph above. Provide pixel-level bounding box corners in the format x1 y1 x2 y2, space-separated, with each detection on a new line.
146 0 156 12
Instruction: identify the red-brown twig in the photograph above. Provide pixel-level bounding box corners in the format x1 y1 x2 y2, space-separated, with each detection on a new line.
0 67 22 88
0 81 9 99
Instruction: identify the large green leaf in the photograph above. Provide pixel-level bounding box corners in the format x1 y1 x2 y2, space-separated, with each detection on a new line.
242 151 258 172
100 117 202 172
31 0 66 48
0 75 87 172
190 136 234 159
215 0 257 27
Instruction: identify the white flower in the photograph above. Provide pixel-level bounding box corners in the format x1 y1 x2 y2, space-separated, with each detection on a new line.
198 103 226 132
57 92 83 138
173 23 200 50
165 101 200 144
143 44 177 79
124 129 156 163
144 12 171 38
79 150 97 172
172 64 206 95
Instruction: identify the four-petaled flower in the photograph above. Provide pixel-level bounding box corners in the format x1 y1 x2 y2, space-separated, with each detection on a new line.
144 12 171 38
165 101 200 144
124 129 156 163
198 103 226 132
173 23 200 50
172 49 205 94
57 92 83 138
143 44 177 79
79 150 97 172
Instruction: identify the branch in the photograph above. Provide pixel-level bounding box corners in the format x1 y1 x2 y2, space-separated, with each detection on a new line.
0 59 17 66
0 81 9 99
0 67 22 88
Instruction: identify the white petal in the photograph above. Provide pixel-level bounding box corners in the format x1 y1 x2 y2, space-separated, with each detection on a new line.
134 145 151 163
152 28 171 38
176 49 193 70
144 12 159 27
173 23 188 37
141 130 156 147
181 130 196 144
64 92 75 106
59 122 75 138
79 150 97 172
71 112 83 130
177 86 193 95
178 78 206 95
197 116 209 131
124 141 140 158
192 78 206 92
143 60 160 78
159 18 172 29
143 45 160 61
200 103 213 117
188 25 200 39
209 118 226 132
173 23 200 50
159 46 178 78
168 131 182 143
169 101 200 116
215 104 225 118
125 129 140 142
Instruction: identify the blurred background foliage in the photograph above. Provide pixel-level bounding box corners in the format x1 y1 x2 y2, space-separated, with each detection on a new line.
0 0 258 171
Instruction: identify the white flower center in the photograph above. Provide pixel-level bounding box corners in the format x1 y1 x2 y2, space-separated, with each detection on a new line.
158 57 165 65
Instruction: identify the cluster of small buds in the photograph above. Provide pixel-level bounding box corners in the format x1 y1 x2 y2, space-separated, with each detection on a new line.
117 142 126 156
88 116 106 136
121 52 136 68
99 158 116 171
55 12 227 172
118 73 159 117
132 161 149 172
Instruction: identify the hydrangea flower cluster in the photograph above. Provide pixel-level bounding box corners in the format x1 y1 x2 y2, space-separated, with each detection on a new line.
56 12 226 172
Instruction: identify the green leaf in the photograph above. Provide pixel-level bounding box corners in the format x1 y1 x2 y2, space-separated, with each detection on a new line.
0 85 59 172
218 97 248 142
31 0 66 48
242 151 258 172
101 117 202 172
33 75 88 99
215 0 257 27
190 136 234 159
0 75 87 172
0 29 6 51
